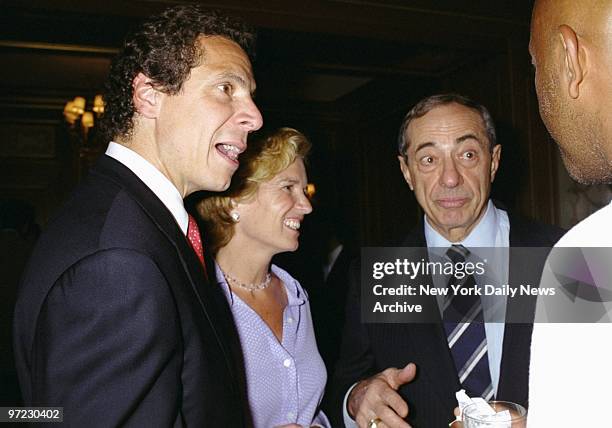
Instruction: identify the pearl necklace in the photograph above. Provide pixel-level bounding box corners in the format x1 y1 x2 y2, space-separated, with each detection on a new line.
221 269 272 292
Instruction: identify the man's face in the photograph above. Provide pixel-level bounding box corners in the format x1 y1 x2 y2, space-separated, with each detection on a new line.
398 103 501 242
155 36 263 196
529 1 610 184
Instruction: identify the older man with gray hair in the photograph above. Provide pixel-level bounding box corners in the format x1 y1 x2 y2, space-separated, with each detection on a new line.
330 93 562 427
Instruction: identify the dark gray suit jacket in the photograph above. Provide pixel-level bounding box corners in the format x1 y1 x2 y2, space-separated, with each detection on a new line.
329 211 564 427
14 155 251 427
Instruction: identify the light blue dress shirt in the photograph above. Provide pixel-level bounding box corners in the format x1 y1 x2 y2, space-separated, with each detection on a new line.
217 263 330 428
424 199 510 395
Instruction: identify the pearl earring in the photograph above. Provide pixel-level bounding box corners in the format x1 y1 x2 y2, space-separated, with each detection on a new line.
230 211 240 222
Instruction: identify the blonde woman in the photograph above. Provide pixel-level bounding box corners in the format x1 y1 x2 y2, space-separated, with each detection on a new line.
198 128 330 428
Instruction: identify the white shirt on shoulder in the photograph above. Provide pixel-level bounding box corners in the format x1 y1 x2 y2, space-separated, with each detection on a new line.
528 201 612 427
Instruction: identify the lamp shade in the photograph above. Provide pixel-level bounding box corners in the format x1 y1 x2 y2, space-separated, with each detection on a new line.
93 94 105 114
81 111 94 128
63 101 78 124
73 96 86 115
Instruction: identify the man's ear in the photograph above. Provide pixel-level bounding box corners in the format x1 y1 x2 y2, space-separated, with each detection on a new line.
490 144 502 183
558 24 585 99
132 72 161 118
398 155 414 191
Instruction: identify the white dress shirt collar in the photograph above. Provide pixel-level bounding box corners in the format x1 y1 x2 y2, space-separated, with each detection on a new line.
105 142 189 234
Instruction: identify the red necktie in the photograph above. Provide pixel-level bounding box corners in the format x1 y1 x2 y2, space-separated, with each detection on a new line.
187 214 207 278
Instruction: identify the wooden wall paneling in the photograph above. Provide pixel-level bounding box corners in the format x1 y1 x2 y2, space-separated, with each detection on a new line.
312 123 363 249
524 78 560 225
353 111 409 246
349 79 438 246
504 35 535 219
505 36 559 225
0 123 56 158
0 120 75 226
440 53 509 120
439 51 527 212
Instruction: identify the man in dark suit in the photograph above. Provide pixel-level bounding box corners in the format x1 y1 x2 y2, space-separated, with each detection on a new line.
330 94 562 427
13 5 262 426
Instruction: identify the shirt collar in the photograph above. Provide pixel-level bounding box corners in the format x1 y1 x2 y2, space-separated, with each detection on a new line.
424 199 498 248
271 264 306 307
215 262 306 307
105 142 189 234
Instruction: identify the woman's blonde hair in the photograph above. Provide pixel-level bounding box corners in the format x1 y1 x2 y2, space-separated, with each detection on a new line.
197 127 311 254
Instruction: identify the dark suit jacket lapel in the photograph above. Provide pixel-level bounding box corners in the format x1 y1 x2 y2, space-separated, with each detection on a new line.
92 156 240 383
497 213 539 406
399 224 460 402
203 249 250 412
400 210 555 408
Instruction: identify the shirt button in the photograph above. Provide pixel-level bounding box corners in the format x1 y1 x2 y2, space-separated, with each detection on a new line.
287 317 294 323
287 412 295 419
283 358 291 368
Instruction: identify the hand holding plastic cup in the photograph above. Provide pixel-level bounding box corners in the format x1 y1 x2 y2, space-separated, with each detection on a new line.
453 390 526 428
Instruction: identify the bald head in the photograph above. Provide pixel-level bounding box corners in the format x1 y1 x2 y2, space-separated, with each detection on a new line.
533 0 611 35
530 0 612 184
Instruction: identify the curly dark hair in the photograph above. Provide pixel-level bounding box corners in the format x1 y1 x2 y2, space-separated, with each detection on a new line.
100 5 256 141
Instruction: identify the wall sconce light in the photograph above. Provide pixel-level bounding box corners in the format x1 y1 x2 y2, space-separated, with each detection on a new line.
306 183 316 199
62 94 106 180
63 95 105 141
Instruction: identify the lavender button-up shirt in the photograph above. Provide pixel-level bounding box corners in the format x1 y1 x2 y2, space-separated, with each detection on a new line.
216 263 330 428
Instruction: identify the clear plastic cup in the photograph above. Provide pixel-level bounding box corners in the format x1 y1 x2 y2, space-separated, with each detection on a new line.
463 401 527 428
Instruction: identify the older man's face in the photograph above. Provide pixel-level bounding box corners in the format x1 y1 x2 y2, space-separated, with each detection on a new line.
398 103 501 242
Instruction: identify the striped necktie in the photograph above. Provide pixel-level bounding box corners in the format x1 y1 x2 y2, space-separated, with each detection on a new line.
443 244 493 400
